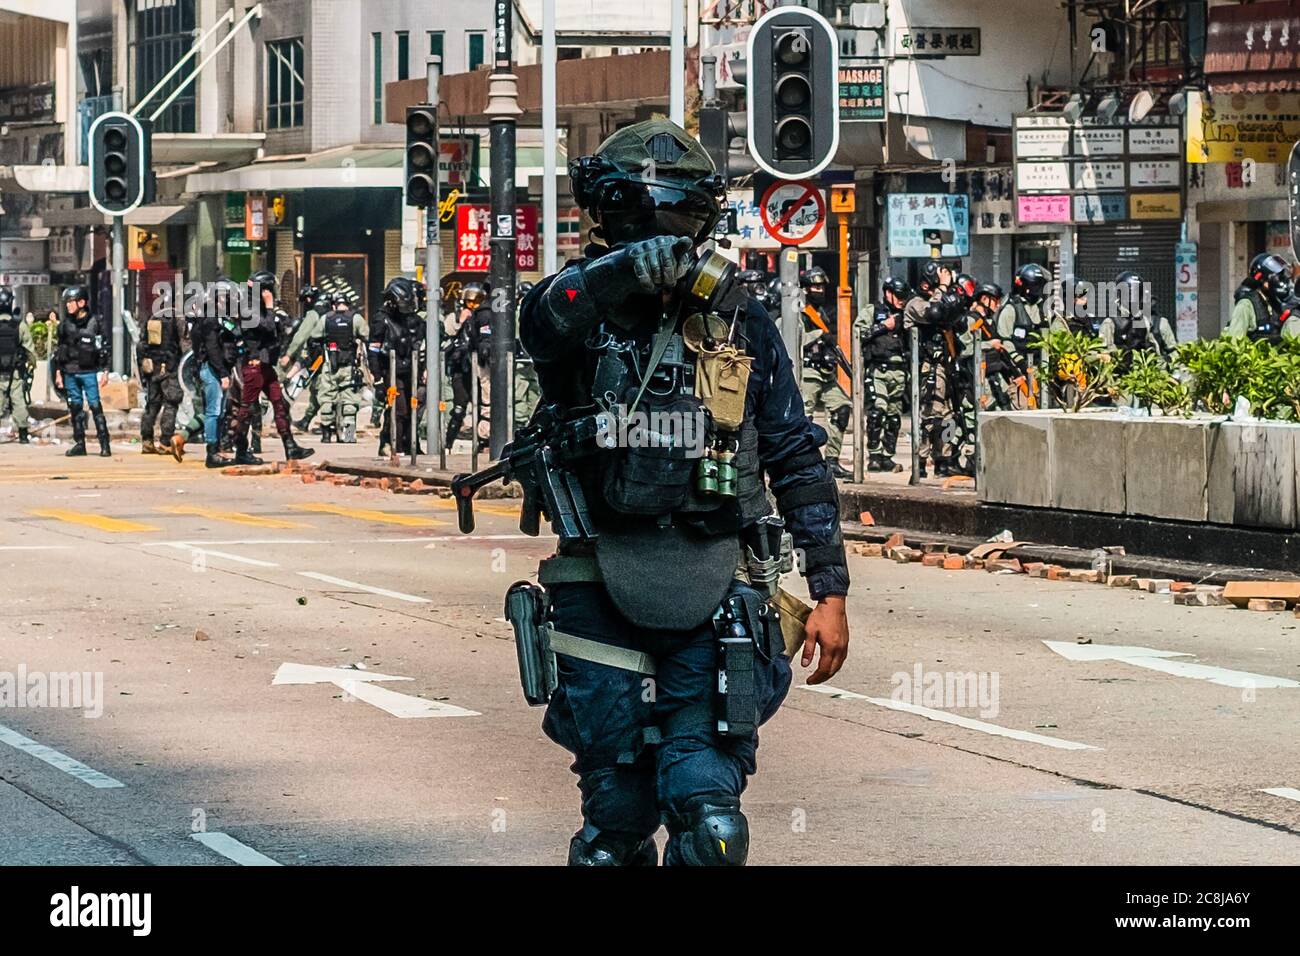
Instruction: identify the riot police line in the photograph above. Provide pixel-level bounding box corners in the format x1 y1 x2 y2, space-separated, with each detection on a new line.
0 270 547 464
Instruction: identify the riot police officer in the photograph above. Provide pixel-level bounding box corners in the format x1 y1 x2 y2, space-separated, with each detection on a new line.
1099 271 1178 363
284 284 329 433
221 272 314 465
137 283 186 455
443 281 491 449
511 119 849 866
994 263 1049 408
369 277 426 457
53 285 112 457
304 291 368 442
1050 279 1094 335
854 276 910 472
967 282 1015 410
0 285 37 444
799 266 852 479
513 280 541 429
736 269 775 316
905 260 960 476
1226 253 1292 342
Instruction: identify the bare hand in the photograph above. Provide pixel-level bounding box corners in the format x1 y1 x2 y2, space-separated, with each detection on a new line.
279 355 291 368
220 376 230 390
97 372 108 387
54 372 62 390
801 595 849 685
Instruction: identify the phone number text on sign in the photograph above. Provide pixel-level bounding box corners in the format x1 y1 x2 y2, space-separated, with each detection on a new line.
455 204 539 273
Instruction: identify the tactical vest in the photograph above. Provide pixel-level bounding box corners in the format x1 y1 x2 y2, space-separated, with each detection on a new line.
0 316 19 373
1244 292 1283 345
71 316 102 369
863 304 905 362
216 315 246 364
1006 298 1039 352
324 312 356 366
142 312 179 363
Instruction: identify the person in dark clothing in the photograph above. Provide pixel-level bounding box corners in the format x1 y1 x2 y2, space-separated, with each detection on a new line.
369 277 426 457
53 285 112 457
138 284 187 454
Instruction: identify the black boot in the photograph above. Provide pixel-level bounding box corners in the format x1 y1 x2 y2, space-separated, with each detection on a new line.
90 405 111 457
293 416 313 433
250 431 263 454
205 443 233 469
233 435 264 466
17 428 28 444
65 406 87 456
830 462 853 481
282 435 315 461
320 425 334 444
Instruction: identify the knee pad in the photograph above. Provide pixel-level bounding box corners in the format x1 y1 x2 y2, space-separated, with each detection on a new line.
867 409 884 430
668 803 749 866
567 830 658 867
830 405 851 431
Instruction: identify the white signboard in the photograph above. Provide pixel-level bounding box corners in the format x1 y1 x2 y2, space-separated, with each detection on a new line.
1074 127 1125 156
1128 159 1181 188
1017 161 1071 191
1175 241 1198 341
886 193 970 258
0 238 46 272
1015 127 1071 159
1073 161 1125 189
1129 127 1181 155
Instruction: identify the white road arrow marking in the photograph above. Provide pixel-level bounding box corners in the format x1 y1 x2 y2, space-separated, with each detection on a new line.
1261 787 1300 803
273 662 479 719
1043 641 1300 689
799 685 1099 751
297 571 430 604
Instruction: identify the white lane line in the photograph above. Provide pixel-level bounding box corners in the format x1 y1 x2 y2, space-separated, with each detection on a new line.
162 544 280 568
421 534 535 543
1043 640 1300 689
190 831 282 866
145 539 323 547
272 662 410 685
296 571 430 604
0 545 74 551
337 679 480 718
0 722 125 789
1261 787 1300 803
799 685 1101 751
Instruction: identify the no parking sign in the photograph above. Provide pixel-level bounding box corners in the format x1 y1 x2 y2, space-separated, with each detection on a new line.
759 180 827 247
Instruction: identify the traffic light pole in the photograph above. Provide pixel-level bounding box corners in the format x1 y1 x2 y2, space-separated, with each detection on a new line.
425 56 444 470
111 216 126 377
779 246 801 378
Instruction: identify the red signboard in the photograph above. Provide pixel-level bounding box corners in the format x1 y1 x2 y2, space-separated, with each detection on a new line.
455 204 539 273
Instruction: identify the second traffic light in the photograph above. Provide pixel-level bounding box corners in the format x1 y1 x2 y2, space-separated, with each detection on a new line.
405 105 438 208
88 112 153 216
747 6 839 180
699 107 756 182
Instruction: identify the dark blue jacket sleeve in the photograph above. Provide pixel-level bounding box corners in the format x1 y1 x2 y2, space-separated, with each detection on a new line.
747 304 849 599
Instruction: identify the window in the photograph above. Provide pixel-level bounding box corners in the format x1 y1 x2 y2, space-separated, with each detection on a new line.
428 31 444 63
372 32 383 124
131 0 197 133
396 31 410 81
266 37 304 130
467 31 486 71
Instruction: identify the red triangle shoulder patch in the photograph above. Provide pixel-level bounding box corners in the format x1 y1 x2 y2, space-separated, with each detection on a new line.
565 288 578 302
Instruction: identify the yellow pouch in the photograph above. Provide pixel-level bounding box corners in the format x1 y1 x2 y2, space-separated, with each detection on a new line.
769 587 813 659
146 318 163 346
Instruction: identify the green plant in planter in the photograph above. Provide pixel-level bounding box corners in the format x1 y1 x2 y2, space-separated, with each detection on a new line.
1178 336 1282 416
28 318 52 361
1027 328 1115 412
1117 350 1193 415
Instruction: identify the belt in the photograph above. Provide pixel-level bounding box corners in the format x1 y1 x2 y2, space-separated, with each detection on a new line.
545 626 656 675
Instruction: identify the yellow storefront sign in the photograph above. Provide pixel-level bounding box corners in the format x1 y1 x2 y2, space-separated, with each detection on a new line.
1186 92 1300 164
1129 193 1181 220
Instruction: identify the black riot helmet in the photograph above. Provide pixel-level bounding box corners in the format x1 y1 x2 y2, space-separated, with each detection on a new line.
62 284 90 313
461 281 488 309
954 272 977 306
919 259 956 295
382 276 418 313
330 290 352 310
1013 263 1049 303
976 281 1004 307
249 269 277 294
1115 271 1146 315
569 119 724 247
800 266 831 307
0 285 13 312
1248 253 1288 287
208 277 242 318
881 275 913 308
299 283 328 313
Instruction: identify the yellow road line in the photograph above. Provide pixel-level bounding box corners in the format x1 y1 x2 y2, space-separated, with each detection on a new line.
158 506 310 529
425 497 521 518
288 503 444 527
0 474 202 484
29 508 162 533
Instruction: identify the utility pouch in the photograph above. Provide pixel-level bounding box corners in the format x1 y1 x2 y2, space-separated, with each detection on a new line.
146 318 163 347
601 390 702 515
714 592 768 737
695 343 752 430
769 587 812 660
505 581 556 706
140 357 154 376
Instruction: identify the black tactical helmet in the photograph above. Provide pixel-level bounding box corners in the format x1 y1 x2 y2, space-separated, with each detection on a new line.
249 269 277 293
919 259 955 290
62 284 90 308
569 119 724 246
517 280 535 299
299 283 327 312
208 276 242 317
1249 253 1288 286
976 281 1004 304
382 276 418 313
882 276 913 301
461 281 488 308
0 285 13 311
800 266 831 289
330 289 352 308
1013 263 1049 302
955 272 977 303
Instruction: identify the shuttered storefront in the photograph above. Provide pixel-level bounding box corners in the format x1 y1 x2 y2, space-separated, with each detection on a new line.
1075 222 1181 321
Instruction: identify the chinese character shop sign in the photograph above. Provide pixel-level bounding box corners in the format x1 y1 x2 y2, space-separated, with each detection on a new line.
838 59 885 122
893 28 981 57
456 204 538 273
886 194 970 259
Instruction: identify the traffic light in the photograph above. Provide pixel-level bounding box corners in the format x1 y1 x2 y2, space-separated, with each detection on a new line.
405 105 438 208
747 6 839 180
88 111 152 216
699 107 757 182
